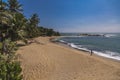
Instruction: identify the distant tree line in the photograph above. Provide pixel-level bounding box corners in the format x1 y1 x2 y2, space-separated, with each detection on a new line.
38 26 60 37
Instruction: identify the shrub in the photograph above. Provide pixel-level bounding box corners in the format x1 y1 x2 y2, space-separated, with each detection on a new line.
0 39 22 80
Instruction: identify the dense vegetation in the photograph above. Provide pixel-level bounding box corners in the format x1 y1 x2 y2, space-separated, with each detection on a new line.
38 26 60 37
0 0 60 80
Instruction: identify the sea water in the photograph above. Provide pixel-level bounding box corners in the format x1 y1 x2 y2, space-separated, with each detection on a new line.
57 33 120 61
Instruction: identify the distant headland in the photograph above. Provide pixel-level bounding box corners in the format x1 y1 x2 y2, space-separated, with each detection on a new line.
79 33 105 37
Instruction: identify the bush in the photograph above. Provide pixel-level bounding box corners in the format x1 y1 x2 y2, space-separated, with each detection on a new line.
0 55 22 80
0 39 22 80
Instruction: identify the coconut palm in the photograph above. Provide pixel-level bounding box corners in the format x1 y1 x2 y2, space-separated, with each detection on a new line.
0 0 7 24
26 13 40 38
0 0 12 38
29 13 40 27
0 0 7 11
0 0 26 41
8 13 27 41
7 0 23 12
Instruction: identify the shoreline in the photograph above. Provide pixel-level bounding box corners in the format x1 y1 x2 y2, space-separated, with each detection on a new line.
50 37 120 68
54 40 120 63
52 36 120 62
17 37 120 80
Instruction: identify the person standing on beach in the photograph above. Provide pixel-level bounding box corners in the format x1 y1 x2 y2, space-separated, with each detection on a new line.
90 50 93 56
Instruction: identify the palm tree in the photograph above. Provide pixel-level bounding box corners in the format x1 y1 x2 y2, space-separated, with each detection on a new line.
0 0 12 38
6 0 26 41
0 0 27 43
8 13 27 41
29 13 40 27
0 0 7 11
7 0 23 12
26 13 40 38
0 0 7 23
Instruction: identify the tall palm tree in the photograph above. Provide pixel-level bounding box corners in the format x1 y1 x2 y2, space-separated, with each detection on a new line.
0 0 7 11
4 0 27 41
0 0 12 35
26 13 40 38
0 0 7 23
0 0 25 41
7 0 23 12
8 13 27 41
29 13 40 27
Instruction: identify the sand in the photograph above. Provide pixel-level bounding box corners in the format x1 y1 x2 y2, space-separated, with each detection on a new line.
17 37 120 80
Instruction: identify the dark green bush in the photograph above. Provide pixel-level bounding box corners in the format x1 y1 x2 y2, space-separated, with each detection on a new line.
0 39 22 80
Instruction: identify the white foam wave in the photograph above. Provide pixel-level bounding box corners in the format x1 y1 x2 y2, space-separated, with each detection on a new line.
93 51 120 61
68 43 90 52
105 34 116 38
58 40 120 61
68 43 120 61
59 40 66 43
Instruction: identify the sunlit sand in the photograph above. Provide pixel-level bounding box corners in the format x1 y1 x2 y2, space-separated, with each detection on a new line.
17 37 120 80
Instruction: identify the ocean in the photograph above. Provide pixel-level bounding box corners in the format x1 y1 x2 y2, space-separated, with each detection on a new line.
56 33 120 61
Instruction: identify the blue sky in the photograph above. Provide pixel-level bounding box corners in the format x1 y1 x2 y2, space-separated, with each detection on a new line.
4 0 120 32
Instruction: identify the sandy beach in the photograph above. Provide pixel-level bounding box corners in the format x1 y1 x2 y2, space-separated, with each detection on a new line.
17 37 120 80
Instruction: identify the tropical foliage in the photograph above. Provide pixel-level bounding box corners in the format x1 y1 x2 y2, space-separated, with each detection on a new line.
0 0 23 79
25 13 40 38
0 39 22 80
0 0 60 79
38 26 60 36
